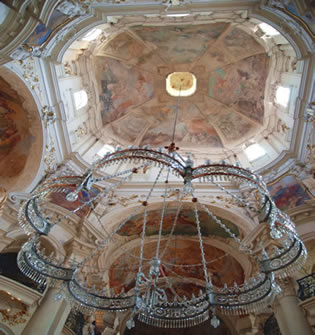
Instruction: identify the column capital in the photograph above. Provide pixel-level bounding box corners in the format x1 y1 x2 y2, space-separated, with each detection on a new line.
277 277 297 299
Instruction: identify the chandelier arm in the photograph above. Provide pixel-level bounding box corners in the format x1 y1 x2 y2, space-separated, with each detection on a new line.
35 176 82 194
260 236 307 275
17 236 73 283
20 198 51 235
211 273 274 312
172 151 188 165
192 164 268 192
93 164 149 183
19 164 146 237
67 280 135 311
96 149 186 175
71 167 143 215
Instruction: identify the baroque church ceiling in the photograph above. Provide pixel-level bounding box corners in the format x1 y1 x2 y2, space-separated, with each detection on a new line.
92 23 269 155
0 68 42 192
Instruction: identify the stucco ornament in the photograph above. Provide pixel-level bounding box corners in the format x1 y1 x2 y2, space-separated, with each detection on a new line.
10 46 31 61
57 0 88 17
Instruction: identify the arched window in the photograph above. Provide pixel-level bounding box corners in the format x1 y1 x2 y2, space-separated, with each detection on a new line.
74 90 88 110
259 23 280 36
82 28 102 41
276 86 291 107
244 143 266 161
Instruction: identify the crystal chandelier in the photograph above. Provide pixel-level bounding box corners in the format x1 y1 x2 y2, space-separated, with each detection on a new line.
17 95 307 330
17 145 307 329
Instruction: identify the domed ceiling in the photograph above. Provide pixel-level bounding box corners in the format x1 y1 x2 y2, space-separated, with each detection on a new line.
106 207 244 295
109 239 244 294
93 23 269 157
0 67 42 192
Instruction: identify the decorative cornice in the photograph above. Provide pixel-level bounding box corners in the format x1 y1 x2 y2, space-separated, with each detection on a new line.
0 275 42 307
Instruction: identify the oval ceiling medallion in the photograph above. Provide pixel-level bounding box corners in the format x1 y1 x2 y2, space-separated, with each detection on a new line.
166 72 197 97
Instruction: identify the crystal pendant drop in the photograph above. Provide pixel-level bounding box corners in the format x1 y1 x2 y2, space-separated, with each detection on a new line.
54 293 63 302
272 282 282 295
126 318 135 329
183 179 193 194
66 191 79 202
210 315 220 328
270 228 283 239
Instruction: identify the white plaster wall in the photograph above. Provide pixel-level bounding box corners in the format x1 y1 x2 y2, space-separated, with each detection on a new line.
57 74 92 155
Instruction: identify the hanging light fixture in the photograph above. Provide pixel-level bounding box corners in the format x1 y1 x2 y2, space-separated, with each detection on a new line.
17 87 307 329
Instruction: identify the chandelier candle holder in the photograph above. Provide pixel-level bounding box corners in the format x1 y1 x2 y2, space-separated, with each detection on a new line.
16 144 307 329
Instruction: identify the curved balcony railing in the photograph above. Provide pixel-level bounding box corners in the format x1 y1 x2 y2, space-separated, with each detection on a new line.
65 309 85 335
297 273 315 301
264 314 281 335
0 252 46 293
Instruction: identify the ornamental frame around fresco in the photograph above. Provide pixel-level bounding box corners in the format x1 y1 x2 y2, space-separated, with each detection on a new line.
267 173 313 212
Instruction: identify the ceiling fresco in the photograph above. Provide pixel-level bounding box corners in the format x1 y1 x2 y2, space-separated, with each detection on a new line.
131 23 228 64
96 57 154 125
208 53 267 124
118 208 240 238
267 175 312 212
0 77 32 179
108 239 244 293
93 23 269 156
48 186 100 218
0 67 42 192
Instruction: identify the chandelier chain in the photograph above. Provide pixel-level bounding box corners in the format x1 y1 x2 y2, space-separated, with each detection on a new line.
198 202 260 261
155 168 171 259
193 202 212 288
